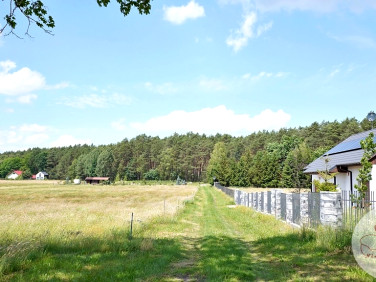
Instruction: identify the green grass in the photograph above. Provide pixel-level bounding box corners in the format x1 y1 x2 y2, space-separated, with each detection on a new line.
1 184 375 281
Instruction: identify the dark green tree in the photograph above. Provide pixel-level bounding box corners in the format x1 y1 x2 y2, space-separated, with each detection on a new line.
95 148 115 179
206 142 232 186
143 169 159 180
0 157 23 178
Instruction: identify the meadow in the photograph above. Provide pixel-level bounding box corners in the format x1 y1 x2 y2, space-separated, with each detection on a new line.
0 181 374 281
0 180 197 279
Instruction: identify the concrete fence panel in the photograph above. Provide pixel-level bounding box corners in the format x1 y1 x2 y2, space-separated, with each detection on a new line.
253 192 258 210
320 192 342 227
300 193 309 226
286 193 293 224
213 185 343 228
271 189 276 215
258 192 262 211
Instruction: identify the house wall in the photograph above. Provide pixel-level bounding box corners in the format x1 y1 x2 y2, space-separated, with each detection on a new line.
312 166 362 193
36 172 44 180
336 173 348 192
7 173 19 180
349 166 360 193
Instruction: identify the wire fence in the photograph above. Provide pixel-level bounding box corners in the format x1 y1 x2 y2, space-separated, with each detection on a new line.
342 190 375 229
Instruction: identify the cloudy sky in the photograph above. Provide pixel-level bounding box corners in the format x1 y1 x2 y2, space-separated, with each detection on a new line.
1 0 376 152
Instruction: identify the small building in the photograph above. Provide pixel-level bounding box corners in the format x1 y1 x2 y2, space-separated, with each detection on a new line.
85 177 109 185
36 171 49 180
7 170 22 179
304 129 376 194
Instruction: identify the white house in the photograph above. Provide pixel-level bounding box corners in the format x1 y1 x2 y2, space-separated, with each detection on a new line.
36 171 49 180
304 129 376 195
7 170 22 179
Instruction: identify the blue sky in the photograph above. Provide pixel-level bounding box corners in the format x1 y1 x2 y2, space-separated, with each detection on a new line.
1 0 376 152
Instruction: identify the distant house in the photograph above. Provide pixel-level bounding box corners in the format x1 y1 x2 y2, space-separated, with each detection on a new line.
36 171 49 180
32 175 36 180
85 177 109 185
7 170 22 179
304 129 376 194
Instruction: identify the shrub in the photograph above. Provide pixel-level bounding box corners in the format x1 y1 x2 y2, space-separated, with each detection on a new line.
313 179 337 192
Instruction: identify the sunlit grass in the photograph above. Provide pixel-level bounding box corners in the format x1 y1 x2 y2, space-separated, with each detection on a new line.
1 182 374 281
0 181 196 278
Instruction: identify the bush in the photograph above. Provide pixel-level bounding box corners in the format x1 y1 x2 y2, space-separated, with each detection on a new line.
143 169 160 181
313 179 337 192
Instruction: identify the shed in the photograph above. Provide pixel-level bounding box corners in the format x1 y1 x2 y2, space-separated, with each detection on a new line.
85 177 109 185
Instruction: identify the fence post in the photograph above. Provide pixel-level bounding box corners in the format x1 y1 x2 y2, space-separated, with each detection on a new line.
234 189 240 205
271 189 276 215
257 192 262 211
286 193 293 224
320 191 342 227
264 191 268 213
300 192 309 226
253 192 258 210
275 190 282 219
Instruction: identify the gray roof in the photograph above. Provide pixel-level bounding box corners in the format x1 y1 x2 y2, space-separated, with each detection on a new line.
304 129 376 174
304 150 364 173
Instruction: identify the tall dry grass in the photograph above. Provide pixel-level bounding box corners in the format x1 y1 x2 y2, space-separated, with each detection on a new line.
0 181 197 275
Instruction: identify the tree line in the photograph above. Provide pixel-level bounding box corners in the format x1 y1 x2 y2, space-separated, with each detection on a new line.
0 117 372 188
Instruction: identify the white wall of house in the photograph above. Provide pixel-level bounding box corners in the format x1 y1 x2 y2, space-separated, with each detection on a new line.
336 173 349 192
349 166 361 193
311 166 365 193
7 173 19 179
36 172 45 180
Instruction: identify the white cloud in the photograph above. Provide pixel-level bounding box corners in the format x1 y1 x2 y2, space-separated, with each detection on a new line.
19 124 48 133
226 12 272 52
242 71 288 80
199 78 227 91
164 0 205 25
329 34 376 49
329 69 340 77
0 60 69 104
50 135 92 148
256 21 273 36
17 94 38 104
5 108 14 113
0 123 51 152
0 60 45 96
145 82 178 95
25 133 50 144
60 93 132 109
45 81 70 90
130 105 290 136
111 118 127 131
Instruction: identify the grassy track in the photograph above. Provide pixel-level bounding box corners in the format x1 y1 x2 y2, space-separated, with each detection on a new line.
2 185 375 281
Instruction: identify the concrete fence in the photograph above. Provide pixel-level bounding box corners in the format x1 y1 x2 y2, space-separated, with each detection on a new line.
214 182 342 228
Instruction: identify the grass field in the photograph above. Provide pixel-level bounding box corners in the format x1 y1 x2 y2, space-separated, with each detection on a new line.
1 181 374 281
